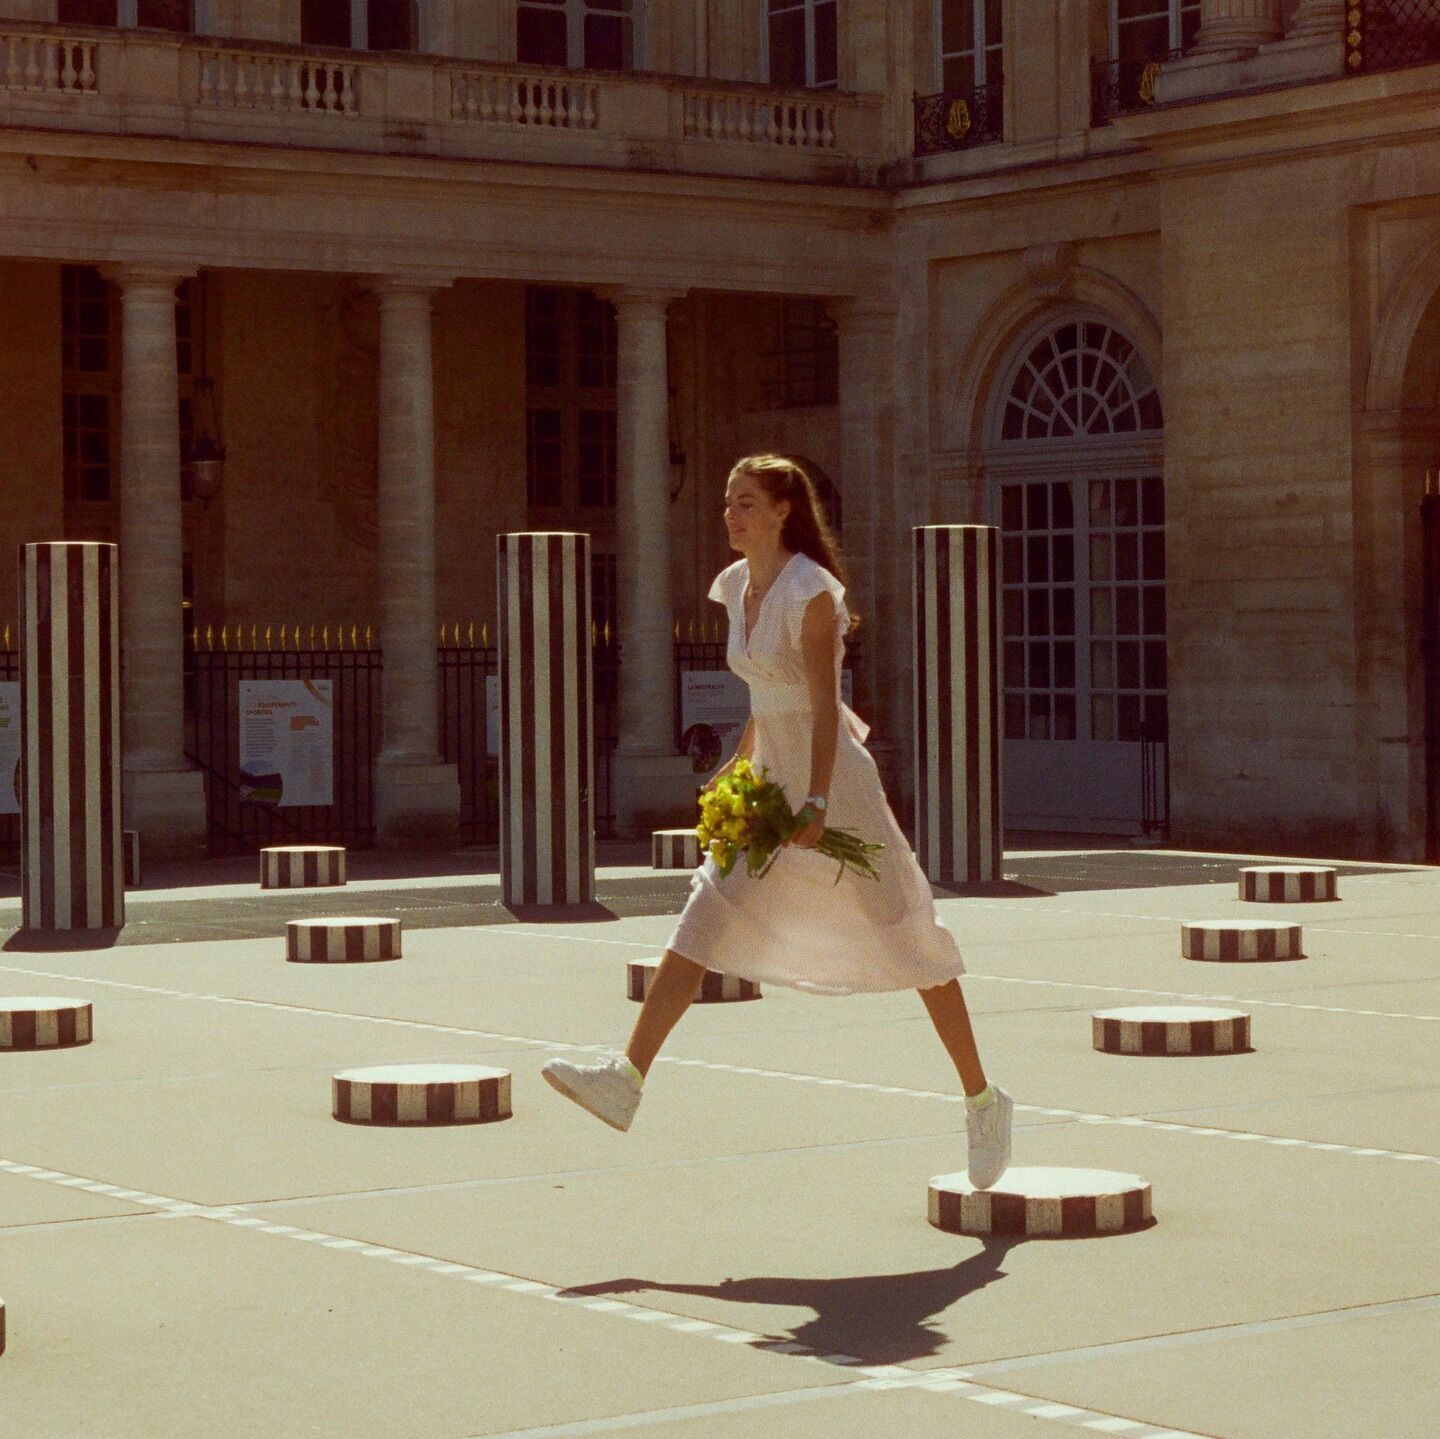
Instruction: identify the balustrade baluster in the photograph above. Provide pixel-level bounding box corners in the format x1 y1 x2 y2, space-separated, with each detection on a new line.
269 60 286 110
538 81 553 126
24 36 39 90
737 96 752 142
60 41 76 93
234 57 250 107
820 104 835 148
508 79 523 124
476 75 493 121
78 40 94 92
285 59 302 109
216 53 233 106
5 37 16 92
198 53 213 105
581 84 596 128
339 65 355 114
301 62 317 110
765 101 779 143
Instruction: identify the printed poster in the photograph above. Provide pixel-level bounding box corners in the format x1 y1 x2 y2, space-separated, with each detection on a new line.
0 682 18 815
238 680 334 808
679 670 854 778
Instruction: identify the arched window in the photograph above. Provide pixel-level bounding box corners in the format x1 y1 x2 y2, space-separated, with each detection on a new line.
987 315 1166 832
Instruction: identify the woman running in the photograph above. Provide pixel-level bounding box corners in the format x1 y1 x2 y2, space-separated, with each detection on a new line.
543 454 1013 1189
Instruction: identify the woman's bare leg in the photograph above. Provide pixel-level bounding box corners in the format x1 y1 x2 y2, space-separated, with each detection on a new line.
918 979 989 1097
624 949 707 1077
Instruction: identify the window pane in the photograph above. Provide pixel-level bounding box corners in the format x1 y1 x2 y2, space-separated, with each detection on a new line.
1117 694 1142 742
1052 534 1074 583
1027 589 1049 637
1001 485 1022 531
1004 693 1025 741
768 8 807 87
1090 587 1113 636
1026 483 1048 529
367 0 415 51
1115 477 1138 526
1116 640 1140 688
812 1 838 86
1091 641 1114 689
1089 534 1112 581
1027 693 1050 741
1004 640 1023 687
59 0 119 22
1116 587 1140 635
1053 588 1074 635
1054 693 1076 741
1026 535 1049 583
940 0 976 56
1054 641 1075 689
1003 588 1023 635
1144 640 1167 689
518 7 568 66
584 13 631 70
1143 586 1166 634
1051 481 1074 529
1116 531 1138 581
1091 694 1114 741
136 0 191 30
1003 535 1022 582
302 0 351 46
1027 643 1050 688
1143 530 1166 579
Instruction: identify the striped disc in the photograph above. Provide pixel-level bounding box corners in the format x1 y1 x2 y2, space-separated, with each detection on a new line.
627 961 761 1003
0 998 93 1051
261 846 346 889
332 1064 512 1126
652 830 702 870
1182 920 1304 962
929 1167 1153 1238
1239 866 1338 903
1092 1005 1251 1055
287 918 401 964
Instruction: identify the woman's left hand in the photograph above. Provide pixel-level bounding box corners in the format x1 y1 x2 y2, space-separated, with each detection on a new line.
785 807 826 849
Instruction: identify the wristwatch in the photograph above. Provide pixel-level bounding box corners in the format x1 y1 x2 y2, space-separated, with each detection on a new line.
803 794 828 812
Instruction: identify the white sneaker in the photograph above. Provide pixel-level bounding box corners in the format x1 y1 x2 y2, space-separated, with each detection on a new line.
541 1053 642 1132
966 1084 1014 1190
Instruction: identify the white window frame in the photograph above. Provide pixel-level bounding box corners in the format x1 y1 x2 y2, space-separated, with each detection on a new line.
350 0 429 53
935 0 1003 90
517 0 641 71
111 1 209 30
1108 0 1200 59
761 0 838 91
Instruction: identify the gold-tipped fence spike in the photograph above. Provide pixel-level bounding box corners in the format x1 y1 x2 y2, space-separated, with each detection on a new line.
4 624 11 650
604 621 612 644
439 622 446 647
322 624 329 651
468 620 475 647
350 623 358 649
365 624 374 649
249 624 258 650
308 624 316 649
481 622 488 646
673 620 680 641
264 624 272 649
190 624 199 650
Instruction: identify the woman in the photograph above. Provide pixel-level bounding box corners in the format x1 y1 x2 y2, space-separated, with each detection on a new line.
543 454 1013 1189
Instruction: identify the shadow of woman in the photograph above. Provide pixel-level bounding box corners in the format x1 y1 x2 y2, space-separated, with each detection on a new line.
558 1238 1025 1364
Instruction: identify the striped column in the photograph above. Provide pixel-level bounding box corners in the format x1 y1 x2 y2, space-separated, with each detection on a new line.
20 542 124 931
498 532 594 907
913 525 1003 885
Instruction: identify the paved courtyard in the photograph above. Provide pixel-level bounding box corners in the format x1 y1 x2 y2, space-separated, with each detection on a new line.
0 845 1435 1438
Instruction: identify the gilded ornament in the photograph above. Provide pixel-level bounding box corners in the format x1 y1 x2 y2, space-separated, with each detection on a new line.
1138 62 1162 105
945 98 972 141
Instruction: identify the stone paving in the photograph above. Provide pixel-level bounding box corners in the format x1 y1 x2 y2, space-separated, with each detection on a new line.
0 845 1435 1438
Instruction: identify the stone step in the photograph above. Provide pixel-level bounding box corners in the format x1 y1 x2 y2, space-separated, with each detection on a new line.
929 1166 1153 1237
287 917 401 964
627 960 761 1003
1239 865 1338 903
0 997 92 1051
260 845 346 890
332 1064 512 1126
1092 1004 1251 1055
1181 920 1304 962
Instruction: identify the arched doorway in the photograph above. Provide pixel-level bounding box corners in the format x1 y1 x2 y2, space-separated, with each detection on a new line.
984 314 1166 833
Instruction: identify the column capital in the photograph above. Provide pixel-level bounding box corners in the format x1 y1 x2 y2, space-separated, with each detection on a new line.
600 285 685 317
101 263 196 292
826 294 899 331
365 273 457 303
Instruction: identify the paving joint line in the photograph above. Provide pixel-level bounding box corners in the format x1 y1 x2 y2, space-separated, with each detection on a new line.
0 1151 1210 1439
0 961 1435 1168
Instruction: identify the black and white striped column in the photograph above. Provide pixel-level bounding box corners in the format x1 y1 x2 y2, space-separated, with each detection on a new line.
498 532 594 907
913 526 1003 885
20 542 124 931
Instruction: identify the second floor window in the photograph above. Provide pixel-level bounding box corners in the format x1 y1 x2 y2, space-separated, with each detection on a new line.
767 0 837 89
1113 0 1200 60
300 0 418 51
59 0 192 28
517 0 635 71
938 0 1004 90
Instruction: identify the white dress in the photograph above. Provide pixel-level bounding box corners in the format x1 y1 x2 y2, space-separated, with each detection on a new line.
666 551 967 995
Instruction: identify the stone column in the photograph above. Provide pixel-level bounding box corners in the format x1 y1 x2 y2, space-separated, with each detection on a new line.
1190 0 1284 53
606 286 696 836
371 277 460 847
831 298 905 794
108 265 207 860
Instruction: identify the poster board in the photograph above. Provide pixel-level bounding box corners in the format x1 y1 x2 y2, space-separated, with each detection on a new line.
679 670 855 778
238 680 334 807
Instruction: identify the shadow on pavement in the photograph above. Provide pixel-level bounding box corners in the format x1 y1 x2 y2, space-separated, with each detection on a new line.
932 880 1054 899
3 926 123 951
502 901 619 924
558 1240 1030 1364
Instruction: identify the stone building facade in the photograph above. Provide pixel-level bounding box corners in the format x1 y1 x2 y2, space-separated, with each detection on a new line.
0 0 1436 861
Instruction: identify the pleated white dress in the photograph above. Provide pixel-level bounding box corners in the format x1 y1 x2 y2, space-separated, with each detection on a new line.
666 551 967 995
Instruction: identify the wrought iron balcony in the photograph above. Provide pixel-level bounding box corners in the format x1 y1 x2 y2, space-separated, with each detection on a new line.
1346 0 1440 73
1089 51 1182 126
912 82 1004 156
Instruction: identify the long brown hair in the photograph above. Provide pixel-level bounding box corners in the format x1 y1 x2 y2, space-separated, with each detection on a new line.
729 453 859 632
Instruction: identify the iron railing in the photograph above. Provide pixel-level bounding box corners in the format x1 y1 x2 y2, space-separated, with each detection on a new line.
1090 51 1182 125
1139 714 1171 838
913 82 1005 156
1346 0 1440 73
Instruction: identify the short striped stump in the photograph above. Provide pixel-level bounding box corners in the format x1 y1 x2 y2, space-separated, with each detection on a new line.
1182 921 1304 962
332 1064 512 1126
1239 866 1338 903
0 998 93 1051
652 830 702 869
123 830 141 888
1093 1005 1251 1056
287 918 401 964
627 961 761 1003
929 1167 1153 1238
261 846 346 890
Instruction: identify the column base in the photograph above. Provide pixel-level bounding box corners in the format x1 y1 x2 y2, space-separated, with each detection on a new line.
123 766 208 862
610 752 701 839
1255 30 1347 84
375 758 461 849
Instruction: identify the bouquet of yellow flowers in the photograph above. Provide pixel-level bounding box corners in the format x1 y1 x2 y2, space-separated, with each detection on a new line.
696 757 883 885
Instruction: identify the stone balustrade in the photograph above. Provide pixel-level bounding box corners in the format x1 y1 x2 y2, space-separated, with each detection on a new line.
1 28 95 94
0 23 882 178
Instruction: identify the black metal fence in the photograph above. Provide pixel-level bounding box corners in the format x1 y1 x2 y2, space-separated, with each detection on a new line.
1139 714 1171 837
0 649 17 858
1090 52 1182 125
1347 1 1440 73
913 83 1005 156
